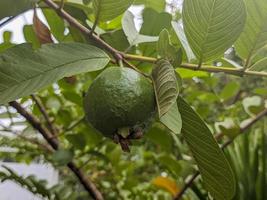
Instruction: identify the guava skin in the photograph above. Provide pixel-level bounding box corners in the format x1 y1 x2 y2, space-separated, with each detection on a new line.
84 67 156 140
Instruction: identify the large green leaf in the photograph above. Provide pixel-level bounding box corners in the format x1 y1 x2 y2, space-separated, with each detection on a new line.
182 0 246 62
93 0 134 22
122 11 159 46
152 60 179 117
0 43 109 104
0 0 37 20
235 0 267 66
178 97 236 200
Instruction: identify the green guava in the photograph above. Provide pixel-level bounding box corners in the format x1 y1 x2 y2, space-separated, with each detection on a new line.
83 67 156 144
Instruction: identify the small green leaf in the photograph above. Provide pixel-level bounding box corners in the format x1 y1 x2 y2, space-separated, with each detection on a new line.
158 29 182 67
219 82 240 101
42 9 65 41
93 0 134 22
23 25 41 49
215 118 240 139
158 29 171 58
172 21 196 62
242 96 264 116
160 102 182 134
182 0 246 62
152 60 179 117
122 11 159 46
0 43 109 105
178 97 236 200
52 149 74 166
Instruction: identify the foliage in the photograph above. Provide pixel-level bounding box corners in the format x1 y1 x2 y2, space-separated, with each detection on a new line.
0 0 266 200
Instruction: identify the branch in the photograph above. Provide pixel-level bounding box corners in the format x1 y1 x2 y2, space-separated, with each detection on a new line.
0 122 52 152
0 16 17 28
31 94 58 135
42 0 267 79
124 54 267 78
43 0 121 61
9 101 104 200
174 107 267 200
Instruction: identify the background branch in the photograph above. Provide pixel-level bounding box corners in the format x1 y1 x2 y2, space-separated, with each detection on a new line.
31 94 58 135
9 101 104 200
174 107 267 200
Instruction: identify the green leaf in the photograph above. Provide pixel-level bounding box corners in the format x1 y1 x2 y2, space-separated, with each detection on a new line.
158 29 171 58
0 43 109 104
145 123 174 152
93 0 134 22
182 0 246 62
0 0 37 20
249 58 267 71
176 68 208 79
158 154 181 176
160 102 182 134
158 29 182 67
140 8 172 36
172 21 196 62
215 118 240 139
152 60 179 117
101 29 130 51
242 96 264 116
23 25 41 49
52 149 74 166
178 97 236 200
219 82 240 101
42 9 65 41
235 0 267 66
122 11 159 46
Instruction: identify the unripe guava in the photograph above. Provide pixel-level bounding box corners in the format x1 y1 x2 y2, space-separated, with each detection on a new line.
83 67 156 140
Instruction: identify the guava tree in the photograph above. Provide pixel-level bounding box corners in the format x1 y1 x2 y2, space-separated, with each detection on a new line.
0 0 266 200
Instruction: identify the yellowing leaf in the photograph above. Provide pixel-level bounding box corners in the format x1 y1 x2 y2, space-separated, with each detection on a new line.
152 176 179 196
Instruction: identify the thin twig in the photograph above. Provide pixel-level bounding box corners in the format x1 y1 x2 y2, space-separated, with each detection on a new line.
174 108 267 200
0 125 52 152
31 94 58 135
0 16 17 28
9 101 104 200
43 0 121 61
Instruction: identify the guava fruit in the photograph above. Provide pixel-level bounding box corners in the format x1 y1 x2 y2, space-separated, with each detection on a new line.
84 67 156 151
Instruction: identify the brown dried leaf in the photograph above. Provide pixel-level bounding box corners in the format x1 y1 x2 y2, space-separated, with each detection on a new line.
33 9 53 44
